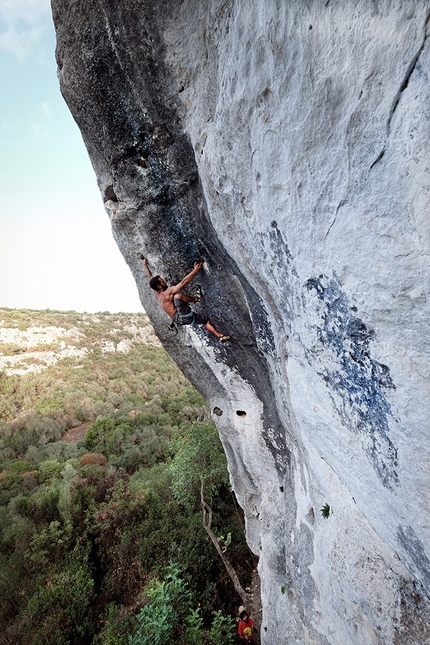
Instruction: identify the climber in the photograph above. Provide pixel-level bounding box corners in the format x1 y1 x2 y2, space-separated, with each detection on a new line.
140 255 230 342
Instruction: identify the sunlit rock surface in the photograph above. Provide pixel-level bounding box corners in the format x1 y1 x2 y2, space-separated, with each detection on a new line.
52 1 430 642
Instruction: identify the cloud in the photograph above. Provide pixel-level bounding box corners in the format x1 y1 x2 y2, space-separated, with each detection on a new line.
32 99 53 135
0 0 52 60
39 100 52 117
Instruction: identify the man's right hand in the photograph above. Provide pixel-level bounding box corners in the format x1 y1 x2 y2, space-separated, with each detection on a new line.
194 262 203 271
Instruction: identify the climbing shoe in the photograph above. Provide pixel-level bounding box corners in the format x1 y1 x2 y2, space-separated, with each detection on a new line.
219 335 230 343
168 323 179 335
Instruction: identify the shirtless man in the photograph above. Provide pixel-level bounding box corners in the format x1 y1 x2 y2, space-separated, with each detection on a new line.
140 255 230 342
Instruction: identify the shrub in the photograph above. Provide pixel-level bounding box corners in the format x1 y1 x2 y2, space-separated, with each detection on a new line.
20 551 95 644
38 460 63 483
93 602 135 645
30 484 62 525
128 566 236 645
85 418 131 450
80 453 107 467
129 564 193 645
6 460 33 475
10 494 32 518
206 610 236 645
24 441 82 466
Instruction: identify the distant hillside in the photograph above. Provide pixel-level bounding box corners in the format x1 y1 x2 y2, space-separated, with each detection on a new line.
0 308 160 377
0 308 203 467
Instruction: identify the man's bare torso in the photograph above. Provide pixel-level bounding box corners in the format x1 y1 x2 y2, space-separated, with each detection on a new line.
155 288 177 318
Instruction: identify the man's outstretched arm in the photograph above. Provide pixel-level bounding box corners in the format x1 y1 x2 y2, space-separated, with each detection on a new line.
139 254 153 279
170 262 202 295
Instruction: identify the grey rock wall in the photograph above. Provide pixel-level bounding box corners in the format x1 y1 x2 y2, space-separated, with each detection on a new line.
52 1 430 642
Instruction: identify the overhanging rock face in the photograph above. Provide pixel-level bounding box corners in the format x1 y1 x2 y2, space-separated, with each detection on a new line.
52 1 430 642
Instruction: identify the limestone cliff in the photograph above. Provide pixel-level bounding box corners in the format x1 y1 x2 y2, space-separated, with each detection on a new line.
52 1 430 642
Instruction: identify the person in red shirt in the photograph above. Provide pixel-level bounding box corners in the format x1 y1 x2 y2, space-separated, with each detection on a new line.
237 610 255 642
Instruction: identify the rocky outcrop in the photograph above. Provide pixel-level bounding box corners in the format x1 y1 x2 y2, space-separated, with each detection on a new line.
52 1 430 642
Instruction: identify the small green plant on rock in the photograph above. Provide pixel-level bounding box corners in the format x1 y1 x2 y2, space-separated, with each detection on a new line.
321 503 330 518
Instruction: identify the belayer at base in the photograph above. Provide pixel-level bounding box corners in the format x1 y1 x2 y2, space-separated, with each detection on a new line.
237 610 255 643
140 255 230 342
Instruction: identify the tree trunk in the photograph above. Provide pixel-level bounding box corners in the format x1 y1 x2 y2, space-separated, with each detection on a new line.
200 482 249 608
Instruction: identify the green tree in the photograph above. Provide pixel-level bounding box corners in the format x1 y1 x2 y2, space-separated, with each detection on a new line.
169 423 250 607
129 564 236 645
129 564 192 645
207 610 236 645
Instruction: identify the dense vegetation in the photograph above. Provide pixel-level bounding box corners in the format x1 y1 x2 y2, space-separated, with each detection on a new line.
0 309 255 645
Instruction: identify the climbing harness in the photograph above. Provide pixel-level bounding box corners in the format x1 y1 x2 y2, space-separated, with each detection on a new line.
167 311 195 335
178 311 196 325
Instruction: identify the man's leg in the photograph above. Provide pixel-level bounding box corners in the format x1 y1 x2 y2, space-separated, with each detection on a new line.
193 312 230 342
205 320 230 342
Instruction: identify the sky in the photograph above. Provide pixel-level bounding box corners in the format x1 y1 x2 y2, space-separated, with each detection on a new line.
0 0 143 313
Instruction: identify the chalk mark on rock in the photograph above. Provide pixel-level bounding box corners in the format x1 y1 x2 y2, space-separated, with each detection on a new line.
306 275 398 488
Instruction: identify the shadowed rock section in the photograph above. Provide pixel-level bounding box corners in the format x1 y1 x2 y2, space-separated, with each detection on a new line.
52 1 430 642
